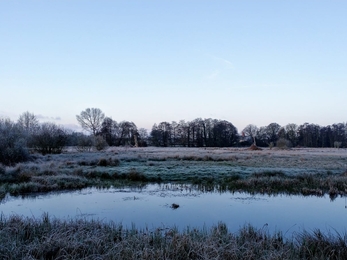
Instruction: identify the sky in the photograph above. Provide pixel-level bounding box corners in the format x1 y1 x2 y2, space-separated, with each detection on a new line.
1 1 346 132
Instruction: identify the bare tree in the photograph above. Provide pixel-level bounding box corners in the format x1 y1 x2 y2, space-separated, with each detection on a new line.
117 121 137 146
76 108 105 136
242 124 259 145
285 123 298 147
17 111 39 135
138 128 148 140
31 123 67 155
75 133 94 152
0 118 30 165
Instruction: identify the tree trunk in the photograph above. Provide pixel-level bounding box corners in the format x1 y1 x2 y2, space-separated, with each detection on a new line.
134 134 139 147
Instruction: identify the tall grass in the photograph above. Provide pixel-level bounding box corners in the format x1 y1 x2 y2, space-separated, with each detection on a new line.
2 161 347 199
221 171 347 198
1 147 346 198
1 214 347 259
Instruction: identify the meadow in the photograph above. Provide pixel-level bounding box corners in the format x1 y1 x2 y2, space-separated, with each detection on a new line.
1 147 347 259
1 147 346 200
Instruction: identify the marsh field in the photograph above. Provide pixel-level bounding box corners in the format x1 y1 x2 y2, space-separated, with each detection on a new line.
1 147 347 197
1 147 347 259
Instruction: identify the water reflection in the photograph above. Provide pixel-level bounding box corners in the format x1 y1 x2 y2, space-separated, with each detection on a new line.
1 184 346 237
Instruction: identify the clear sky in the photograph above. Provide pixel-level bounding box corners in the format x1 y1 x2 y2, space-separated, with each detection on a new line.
1 1 346 132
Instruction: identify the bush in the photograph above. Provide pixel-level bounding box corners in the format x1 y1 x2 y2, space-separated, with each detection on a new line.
127 169 148 181
76 134 94 152
276 138 292 149
32 123 67 155
0 119 30 165
94 136 108 151
97 158 108 166
97 158 120 167
334 141 342 148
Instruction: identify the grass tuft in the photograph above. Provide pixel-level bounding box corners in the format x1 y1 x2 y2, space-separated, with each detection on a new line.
1 148 347 198
252 170 286 178
127 168 148 181
1 215 347 259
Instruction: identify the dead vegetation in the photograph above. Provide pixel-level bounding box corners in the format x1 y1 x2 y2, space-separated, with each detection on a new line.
1 214 347 260
249 144 263 151
0 147 346 198
222 171 347 199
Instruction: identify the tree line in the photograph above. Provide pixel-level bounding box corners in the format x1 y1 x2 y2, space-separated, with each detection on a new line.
150 119 238 147
150 120 347 149
0 107 346 165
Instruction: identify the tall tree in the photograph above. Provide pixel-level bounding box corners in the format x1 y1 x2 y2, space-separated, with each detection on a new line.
137 128 149 147
212 120 238 147
332 123 346 146
285 123 298 147
117 121 137 146
17 111 39 135
0 118 30 165
171 121 179 146
298 123 321 147
76 108 105 136
157 122 172 147
265 123 281 144
242 124 259 145
256 126 269 147
100 117 119 146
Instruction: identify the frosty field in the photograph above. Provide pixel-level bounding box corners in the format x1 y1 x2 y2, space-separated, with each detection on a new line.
1 147 347 259
1 147 347 199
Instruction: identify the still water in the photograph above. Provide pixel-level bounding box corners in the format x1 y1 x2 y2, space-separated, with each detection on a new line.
1 184 346 236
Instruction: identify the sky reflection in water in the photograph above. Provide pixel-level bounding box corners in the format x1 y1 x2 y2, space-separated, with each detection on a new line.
1 184 346 236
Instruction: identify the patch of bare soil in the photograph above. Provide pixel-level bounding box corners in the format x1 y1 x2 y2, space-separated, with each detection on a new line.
248 144 262 151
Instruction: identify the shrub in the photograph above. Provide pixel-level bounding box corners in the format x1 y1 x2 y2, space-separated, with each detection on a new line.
127 169 148 181
226 174 242 182
76 134 94 152
276 138 292 149
31 123 68 155
334 141 342 148
182 155 196 161
94 136 108 151
98 158 120 167
97 158 120 167
0 119 30 165
112 158 121 166
100 172 113 179
97 158 108 166
18 171 32 182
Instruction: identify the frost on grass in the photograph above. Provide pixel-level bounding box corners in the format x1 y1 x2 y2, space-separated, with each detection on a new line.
0 147 346 197
1 214 347 260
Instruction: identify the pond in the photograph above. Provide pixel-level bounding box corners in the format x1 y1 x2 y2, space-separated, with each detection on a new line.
1 184 347 237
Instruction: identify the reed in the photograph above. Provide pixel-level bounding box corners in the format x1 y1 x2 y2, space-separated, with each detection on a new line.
0 147 346 198
1 214 347 259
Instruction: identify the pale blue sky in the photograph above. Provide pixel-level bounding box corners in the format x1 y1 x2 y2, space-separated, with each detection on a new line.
1 1 346 132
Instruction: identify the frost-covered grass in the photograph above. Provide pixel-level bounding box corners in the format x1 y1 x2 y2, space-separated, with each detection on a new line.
1 214 347 260
0 147 346 197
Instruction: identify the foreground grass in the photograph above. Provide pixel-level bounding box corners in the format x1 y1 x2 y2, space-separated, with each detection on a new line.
0 147 346 199
0 214 347 260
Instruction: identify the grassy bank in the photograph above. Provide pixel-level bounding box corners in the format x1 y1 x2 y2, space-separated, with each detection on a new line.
0 214 346 259
0 147 346 199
